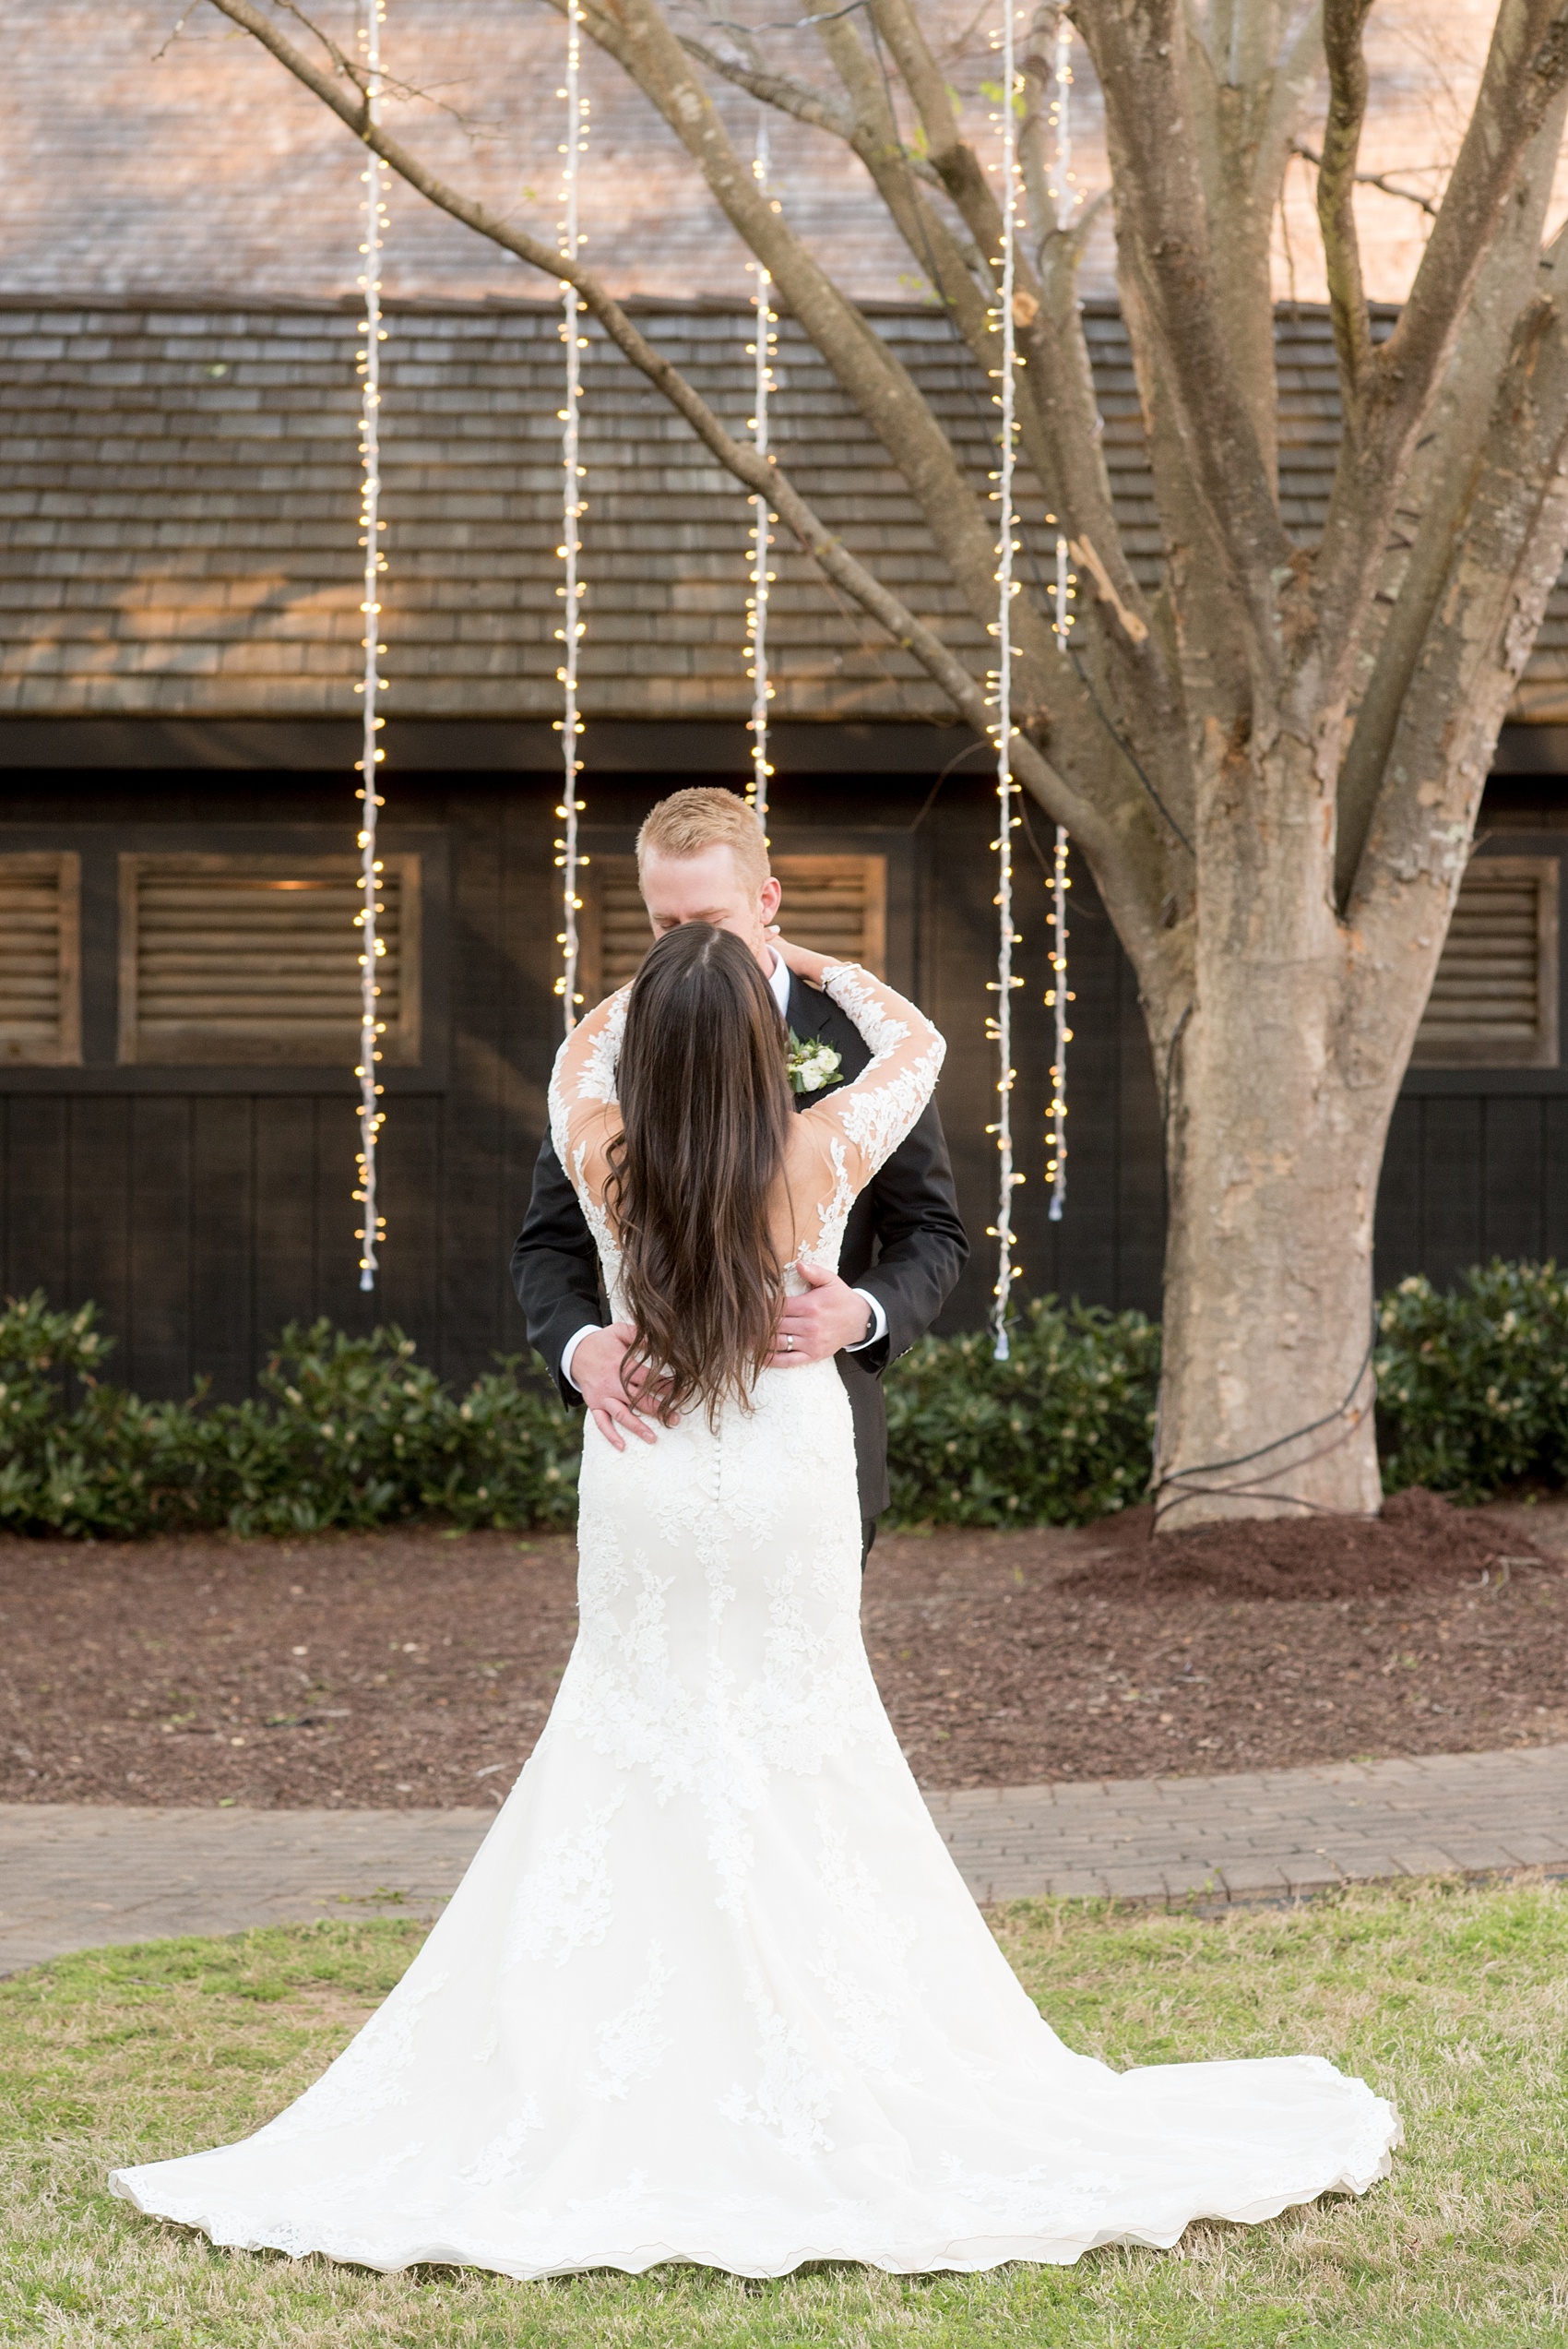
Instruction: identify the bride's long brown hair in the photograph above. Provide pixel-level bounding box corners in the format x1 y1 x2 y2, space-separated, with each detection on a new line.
606 922 793 1426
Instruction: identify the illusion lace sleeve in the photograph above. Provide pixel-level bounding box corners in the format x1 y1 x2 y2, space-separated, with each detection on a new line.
546 988 629 1199
800 963 945 1193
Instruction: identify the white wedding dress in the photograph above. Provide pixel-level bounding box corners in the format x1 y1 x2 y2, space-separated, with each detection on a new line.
112 964 1397 2278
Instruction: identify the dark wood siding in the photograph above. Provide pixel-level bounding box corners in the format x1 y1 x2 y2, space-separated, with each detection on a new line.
1374 1092 1568 1290
4 768 1566 1403
916 781 1164 1330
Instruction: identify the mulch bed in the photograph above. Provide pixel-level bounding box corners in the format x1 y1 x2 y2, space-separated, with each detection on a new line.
1 1493 1564 1806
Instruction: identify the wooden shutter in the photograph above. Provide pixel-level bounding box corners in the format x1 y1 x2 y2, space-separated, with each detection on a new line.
1411 855 1559 1068
118 853 422 1066
0 852 81 1066
580 853 887 1004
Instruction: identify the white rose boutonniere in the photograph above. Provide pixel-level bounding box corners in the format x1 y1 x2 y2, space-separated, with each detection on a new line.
786 1030 843 1096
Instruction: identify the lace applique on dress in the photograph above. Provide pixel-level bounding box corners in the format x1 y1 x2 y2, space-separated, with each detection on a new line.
807 1810 922 2078
458 2100 545 2187
571 1142 624 1301
939 2153 1128 2235
505 1790 624 1970
819 964 910 1058
719 1967 840 2162
835 1038 944 1174
818 963 945 1178
801 1137 855 1273
546 992 628 1302
587 1941 674 2102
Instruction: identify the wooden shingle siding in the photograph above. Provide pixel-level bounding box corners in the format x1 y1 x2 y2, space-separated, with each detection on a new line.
0 851 80 1066
580 852 887 1001
5 296 1565 725
116 853 422 1067
1411 857 1559 1069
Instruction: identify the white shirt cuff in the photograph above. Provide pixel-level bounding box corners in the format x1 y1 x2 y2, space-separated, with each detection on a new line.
846 1289 887 1352
559 1323 602 1394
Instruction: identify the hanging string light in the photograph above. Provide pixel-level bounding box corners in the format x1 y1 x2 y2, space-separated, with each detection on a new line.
744 110 778 828
553 0 588 1031
986 1 1025 1361
1045 6 1076 228
352 0 388 1293
1042 8 1076 1226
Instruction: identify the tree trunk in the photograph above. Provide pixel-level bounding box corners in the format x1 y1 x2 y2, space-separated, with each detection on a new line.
1156 1048 1390 1528
1152 743 1396 1528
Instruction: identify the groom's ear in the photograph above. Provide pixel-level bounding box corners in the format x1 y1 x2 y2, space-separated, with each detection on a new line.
759 873 782 926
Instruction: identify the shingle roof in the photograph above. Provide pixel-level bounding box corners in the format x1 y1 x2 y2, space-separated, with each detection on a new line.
3 294 1565 725
0 0 1007 311
1 3 1526 316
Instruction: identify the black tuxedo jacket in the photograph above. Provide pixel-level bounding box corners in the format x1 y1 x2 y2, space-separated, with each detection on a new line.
510 969 968 1518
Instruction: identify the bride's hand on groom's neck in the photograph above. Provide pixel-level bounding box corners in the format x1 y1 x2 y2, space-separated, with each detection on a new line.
575 1322 673 1450
769 932 836 988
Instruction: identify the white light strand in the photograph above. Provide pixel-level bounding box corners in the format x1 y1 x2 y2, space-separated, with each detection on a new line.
352 0 388 1293
553 0 588 1031
744 110 777 828
1047 6 1075 226
1043 11 1076 1227
987 2 1024 1361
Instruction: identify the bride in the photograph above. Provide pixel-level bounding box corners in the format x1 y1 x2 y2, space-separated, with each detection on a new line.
112 923 1397 2278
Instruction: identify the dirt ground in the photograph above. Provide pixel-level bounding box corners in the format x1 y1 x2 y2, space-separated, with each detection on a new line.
2 1495 1564 1806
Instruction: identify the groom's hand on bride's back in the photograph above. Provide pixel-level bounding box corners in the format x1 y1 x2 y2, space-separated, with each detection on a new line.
770 1260 875 1366
573 1322 673 1450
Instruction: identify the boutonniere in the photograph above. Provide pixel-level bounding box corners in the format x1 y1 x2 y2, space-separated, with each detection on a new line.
786 1030 843 1096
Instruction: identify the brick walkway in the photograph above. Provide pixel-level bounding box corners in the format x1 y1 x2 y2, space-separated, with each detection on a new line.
932 1743 1568 1903
3 1744 1565 1975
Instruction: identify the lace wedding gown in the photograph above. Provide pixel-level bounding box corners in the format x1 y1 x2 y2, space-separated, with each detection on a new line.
112 964 1397 2278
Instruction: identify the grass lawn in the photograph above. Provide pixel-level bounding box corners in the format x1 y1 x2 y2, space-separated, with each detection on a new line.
1 1880 1564 2346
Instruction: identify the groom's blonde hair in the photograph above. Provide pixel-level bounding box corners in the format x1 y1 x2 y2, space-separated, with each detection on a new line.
636 788 770 895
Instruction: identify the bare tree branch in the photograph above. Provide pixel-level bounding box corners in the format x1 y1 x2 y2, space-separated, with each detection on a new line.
800 2 992 318
1317 0 1376 402
1068 0 1291 676
1348 290 1568 974
1291 139 1441 220
1335 98 1568 904
842 0 1183 809
1310 0 1568 710
1180 3 1324 535
676 33 907 164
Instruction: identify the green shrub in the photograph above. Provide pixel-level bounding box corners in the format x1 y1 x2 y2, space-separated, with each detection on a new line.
884 1294 1161 1527
0 1295 579 1540
6 1259 1568 1540
1374 1258 1568 1502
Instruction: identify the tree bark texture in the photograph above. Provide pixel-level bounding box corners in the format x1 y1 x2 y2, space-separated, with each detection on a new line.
207 0 1568 1523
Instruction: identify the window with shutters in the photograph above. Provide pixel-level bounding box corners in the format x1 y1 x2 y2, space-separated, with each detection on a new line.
117 853 422 1067
579 852 887 1004
0 852 81 1067
1411 855 1560 1068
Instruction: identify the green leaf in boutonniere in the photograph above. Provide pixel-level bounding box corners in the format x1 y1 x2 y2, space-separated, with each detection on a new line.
786 1030 844 1096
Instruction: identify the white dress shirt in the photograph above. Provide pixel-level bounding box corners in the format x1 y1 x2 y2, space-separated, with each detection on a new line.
559 947 887 1393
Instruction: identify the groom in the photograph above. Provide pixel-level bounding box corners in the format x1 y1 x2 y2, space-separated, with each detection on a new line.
511 787 968 1560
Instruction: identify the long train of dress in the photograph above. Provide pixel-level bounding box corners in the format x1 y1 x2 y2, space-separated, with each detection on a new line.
111 965 1397 2276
